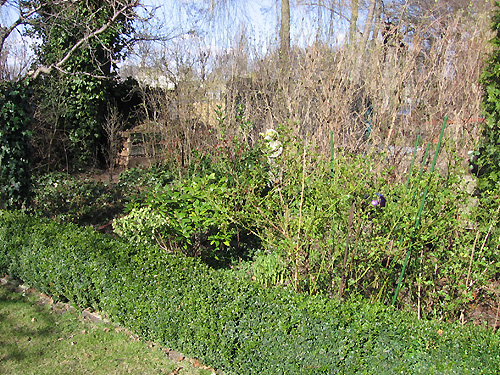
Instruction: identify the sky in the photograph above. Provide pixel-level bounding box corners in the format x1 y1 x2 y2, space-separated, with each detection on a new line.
143 0 284 55
1 0 349 78
140 0 347 55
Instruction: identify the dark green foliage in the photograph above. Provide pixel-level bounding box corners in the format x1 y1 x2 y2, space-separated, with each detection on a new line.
1 211 136 308
479 2 500 192
27 1 137 171
31 75 108 170
0 211 34 275
1 210 499 374
29 166 175 227
0 80 32 209
30 172 127 227
30 72 141 171
118 164 176 192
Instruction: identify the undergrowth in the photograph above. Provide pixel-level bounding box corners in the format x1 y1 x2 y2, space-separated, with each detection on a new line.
108 123 500 322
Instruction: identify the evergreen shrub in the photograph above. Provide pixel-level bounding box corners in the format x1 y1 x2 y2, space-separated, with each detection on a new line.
1 210 499 374
0 81 32 209
31 172 126 227
480 3 500 193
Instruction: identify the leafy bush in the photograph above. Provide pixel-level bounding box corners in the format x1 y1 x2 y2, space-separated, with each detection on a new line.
479 3 500 193
114 173 236 262
233 131 499 319
0 80 32 209
1 210 500 374
113 122 500 320
113 119 268 266
209 126 483 318
0 211 35 275
118 164 175 191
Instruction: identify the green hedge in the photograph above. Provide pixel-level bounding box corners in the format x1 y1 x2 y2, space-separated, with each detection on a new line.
1 210 499 374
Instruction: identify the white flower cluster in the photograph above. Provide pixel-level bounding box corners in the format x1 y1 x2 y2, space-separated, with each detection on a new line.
260 128 283 159
260 128 283 184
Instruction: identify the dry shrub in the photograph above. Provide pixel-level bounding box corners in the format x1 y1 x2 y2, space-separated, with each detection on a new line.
132 7 491 179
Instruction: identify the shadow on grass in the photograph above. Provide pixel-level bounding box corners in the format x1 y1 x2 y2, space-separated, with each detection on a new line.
0 282 218 375
0 289 61 367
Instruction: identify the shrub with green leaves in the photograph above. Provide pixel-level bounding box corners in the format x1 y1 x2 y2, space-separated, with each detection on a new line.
479 3 500 194
114 173 236 261
219 127 495 320
114 121 499 320
30 172 126 227
1 210 500 374
0 80 32 209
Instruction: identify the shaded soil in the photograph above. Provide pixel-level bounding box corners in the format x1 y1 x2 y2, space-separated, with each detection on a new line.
463 280 500 330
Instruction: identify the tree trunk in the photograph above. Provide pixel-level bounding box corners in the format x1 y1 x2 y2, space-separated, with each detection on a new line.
349 0 359 43
280 0 291 58
371 0 383 47
360 0 377 50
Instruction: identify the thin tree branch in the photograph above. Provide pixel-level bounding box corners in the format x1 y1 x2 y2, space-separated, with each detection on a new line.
28 0 139 79
298 1 351 23
0 3 42 54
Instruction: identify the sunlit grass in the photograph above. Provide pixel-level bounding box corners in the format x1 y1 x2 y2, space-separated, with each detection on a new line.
0 282 216 375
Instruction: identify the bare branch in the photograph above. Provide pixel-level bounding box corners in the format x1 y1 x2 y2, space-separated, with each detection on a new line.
28 0 140 79
297 1 351 23
0 2 43 55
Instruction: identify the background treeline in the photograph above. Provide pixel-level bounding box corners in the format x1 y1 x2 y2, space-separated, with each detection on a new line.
1 1 492 174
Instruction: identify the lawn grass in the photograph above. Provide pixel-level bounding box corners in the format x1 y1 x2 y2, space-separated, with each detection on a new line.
0 281 216 375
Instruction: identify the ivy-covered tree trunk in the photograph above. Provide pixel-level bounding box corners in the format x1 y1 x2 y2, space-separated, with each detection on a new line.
32 73 111 171
28 0 135 171
0 81 32 209
479 4 500 193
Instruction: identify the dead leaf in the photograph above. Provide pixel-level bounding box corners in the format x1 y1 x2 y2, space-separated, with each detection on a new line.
168 350 185 362
190 359 201 368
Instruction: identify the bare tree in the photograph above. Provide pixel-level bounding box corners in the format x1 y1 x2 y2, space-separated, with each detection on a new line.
349 0 359 42
360 0 377 49
103 103 124 181
0 0 42 56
